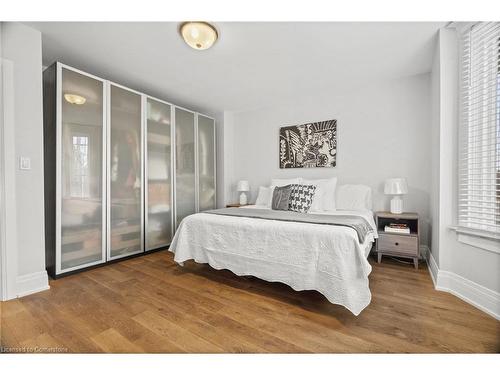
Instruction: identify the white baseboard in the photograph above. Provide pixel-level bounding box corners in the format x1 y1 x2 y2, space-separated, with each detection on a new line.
16 270 50 298
425 247 439 286
425 251 499 320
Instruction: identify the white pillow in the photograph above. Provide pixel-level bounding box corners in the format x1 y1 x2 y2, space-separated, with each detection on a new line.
267 186 276 208
336 184 372 211
302 177 338 211
255 186 272 207
271 178 302 187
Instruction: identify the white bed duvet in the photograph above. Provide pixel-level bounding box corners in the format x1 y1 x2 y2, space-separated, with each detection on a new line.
169 206 378 315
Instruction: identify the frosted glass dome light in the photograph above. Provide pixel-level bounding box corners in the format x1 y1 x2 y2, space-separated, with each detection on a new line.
180 22 218 50
64 93 86 105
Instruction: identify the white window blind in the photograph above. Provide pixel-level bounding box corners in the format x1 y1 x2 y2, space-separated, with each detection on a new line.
458 22 500 237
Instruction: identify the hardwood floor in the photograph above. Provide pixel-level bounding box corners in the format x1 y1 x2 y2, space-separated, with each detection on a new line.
1 250 498 353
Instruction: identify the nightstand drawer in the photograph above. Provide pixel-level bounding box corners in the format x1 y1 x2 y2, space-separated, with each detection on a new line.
378 233 418 255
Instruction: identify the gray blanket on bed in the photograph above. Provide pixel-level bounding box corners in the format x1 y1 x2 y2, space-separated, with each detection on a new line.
203 208 374 243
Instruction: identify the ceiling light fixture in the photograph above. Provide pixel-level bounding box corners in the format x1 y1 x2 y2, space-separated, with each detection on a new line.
64 93 86 105
180 21 218 50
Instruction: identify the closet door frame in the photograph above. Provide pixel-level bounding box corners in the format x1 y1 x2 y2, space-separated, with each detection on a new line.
144 95 175 251
196 114 217 211
106 81 145 261
211 117 217 209
55 63 107 275
173 105 197 229
195 112 199 213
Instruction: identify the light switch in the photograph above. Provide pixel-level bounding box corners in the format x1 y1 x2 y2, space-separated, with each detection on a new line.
19 157 31 170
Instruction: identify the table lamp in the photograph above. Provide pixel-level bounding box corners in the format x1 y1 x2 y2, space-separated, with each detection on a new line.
384 178 408 214
237 180 250 205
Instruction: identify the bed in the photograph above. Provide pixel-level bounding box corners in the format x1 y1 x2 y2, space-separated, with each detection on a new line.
169 196 378 316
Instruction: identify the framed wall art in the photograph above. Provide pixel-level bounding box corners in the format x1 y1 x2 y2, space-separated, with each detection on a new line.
279 119 337 168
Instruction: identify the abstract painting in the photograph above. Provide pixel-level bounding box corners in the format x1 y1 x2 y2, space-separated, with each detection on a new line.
279 119 337 168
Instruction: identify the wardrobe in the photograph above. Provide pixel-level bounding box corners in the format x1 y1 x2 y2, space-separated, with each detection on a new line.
43 62 216 277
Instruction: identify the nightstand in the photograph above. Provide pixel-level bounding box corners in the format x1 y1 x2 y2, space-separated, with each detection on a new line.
226 203 250 208
375 212 420 269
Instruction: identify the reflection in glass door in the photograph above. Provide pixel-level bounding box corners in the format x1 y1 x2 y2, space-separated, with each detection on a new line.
146 98 172 250
174 108 196 228
60 67 105 271
109 84 143 259
197 115 216 211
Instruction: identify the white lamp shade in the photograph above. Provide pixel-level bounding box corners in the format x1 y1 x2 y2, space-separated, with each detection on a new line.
384 178 408 195
237 180 250 192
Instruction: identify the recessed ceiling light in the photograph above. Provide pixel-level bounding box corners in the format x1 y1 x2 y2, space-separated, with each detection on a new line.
64 93 86 105
180 22 218 51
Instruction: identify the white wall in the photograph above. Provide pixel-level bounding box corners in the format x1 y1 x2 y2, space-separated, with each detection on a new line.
1 22 48 299
224 73 432 245
0 21 4 299
219 111 235 208
429 34 441 264
428 27 499 319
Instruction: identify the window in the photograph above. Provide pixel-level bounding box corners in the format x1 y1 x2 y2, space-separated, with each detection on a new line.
70 135 90 198
458 22 500 239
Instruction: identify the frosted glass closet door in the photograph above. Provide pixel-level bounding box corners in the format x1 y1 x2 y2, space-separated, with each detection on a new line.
146 98 172 250
60 67 105 271
175 108 195 227
197 115 216 211
109 85 143 259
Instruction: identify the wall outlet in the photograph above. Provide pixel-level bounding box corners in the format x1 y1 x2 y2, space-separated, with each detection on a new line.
19 157 31 170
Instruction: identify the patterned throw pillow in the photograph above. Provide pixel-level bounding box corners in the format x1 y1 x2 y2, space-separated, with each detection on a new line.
288 184 317 213
271 184 293 210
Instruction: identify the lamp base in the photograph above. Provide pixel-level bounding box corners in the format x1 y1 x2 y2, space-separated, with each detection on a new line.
390 196 403 214
239 192 248 205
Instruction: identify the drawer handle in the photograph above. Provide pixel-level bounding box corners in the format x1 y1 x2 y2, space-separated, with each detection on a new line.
395 242 399 246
